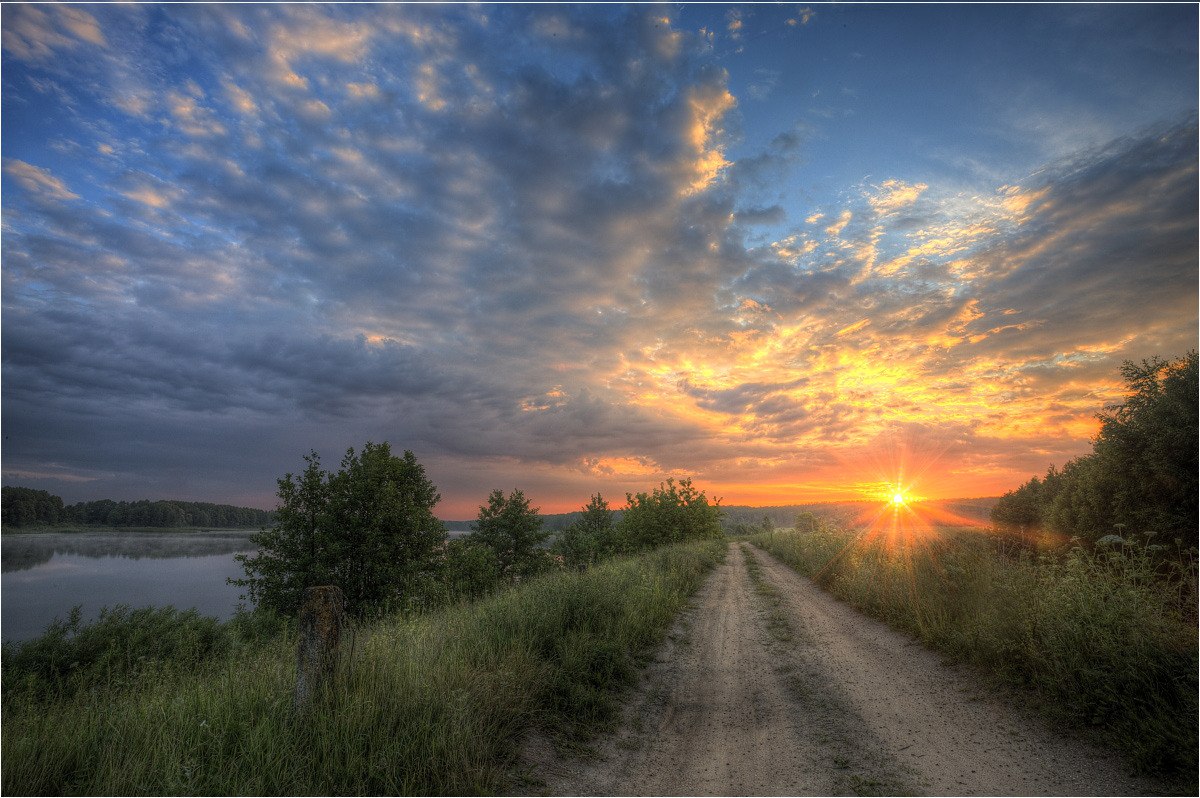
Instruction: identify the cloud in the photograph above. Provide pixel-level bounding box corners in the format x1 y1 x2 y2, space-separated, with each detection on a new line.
1 6 749 503
824 209 852 237
1 5 1195 513
726 8 744 39
3 159 79 201
1 5 106 61
867 179 928 216
785 8 814 27
747 68 781 101
735 204 786 226
345 81 381 101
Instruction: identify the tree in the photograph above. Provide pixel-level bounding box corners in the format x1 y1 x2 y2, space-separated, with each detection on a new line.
468 489 550 582
991 352 1198 545
617 478 722 551
1089 352 1198 540
233 443 447 617
441 538 502 601
1 487 64 527
553 493 617 570
992 469 1062 534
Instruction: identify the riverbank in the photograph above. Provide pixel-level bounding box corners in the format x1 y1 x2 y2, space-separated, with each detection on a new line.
2 538 725 795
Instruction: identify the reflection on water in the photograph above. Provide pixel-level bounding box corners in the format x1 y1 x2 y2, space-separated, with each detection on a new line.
2 530 256 572
1 531 257 644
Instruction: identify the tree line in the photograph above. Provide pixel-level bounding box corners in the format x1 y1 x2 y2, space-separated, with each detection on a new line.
991 352 1197 547
1 487 276 530
234 442 723 618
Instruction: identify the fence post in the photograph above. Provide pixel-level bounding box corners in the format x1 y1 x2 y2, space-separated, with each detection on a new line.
294 585 346 712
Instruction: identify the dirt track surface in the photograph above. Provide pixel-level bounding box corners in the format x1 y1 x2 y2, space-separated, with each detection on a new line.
524 543 1178 796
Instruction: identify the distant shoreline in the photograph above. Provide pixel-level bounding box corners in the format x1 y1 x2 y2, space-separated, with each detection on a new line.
1 526 262 536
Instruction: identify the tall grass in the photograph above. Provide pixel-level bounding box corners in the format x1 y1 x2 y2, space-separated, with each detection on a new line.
753 526 1197 780
2 538 724 795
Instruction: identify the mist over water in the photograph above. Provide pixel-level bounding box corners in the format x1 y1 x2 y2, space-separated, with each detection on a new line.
1 531 257 644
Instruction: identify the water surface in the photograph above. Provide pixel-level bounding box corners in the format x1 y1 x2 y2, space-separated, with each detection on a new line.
1 531 256 644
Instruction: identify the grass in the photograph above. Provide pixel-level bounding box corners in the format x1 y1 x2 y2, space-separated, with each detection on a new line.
739 544 794 643
2 538 725 795
752 525 1198 782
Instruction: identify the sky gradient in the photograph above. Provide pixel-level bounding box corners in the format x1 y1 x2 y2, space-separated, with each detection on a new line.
2 3 1197 517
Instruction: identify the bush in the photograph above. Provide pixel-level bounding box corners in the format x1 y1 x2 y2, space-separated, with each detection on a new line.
2 605 230 698
552 493 619 569
441 538 503 601
617 477 723 551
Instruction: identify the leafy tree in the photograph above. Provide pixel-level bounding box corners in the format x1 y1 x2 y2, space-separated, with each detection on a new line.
1 487 64 527
553 493 618 570
1088 352 1198 539
468 489 550 582
992 468 1064 536
617 478 722 551
992 352 1198 545
441 538 502 601
233 443 447 617
54 498 274 529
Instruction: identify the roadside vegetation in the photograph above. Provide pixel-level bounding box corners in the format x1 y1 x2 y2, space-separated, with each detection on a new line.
755 524 1196 779
2 539 724 795
754 354 1199 782
991 351 1197 548
3 441 726 795
233 443 724 618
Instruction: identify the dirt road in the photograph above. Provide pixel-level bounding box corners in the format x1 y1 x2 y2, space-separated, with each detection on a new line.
526 543 1175 796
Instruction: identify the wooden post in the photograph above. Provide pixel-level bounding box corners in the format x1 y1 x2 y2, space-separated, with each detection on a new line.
294 585 346 712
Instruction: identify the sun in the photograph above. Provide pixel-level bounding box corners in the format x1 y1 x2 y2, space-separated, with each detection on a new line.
890 491 907 506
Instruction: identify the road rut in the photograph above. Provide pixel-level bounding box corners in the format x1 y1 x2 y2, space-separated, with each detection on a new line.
526 543 1176 796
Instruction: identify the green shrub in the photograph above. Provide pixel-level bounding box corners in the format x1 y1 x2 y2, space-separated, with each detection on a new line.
3 605 230 698
441 537 503 601
552 493 620 570
467 488 551 583
618 477 723 550
234 443 448 618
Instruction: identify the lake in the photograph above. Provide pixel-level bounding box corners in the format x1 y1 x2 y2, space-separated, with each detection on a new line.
1 530 257 644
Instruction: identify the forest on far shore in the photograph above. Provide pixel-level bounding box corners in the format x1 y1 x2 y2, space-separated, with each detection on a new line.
0 487 276 530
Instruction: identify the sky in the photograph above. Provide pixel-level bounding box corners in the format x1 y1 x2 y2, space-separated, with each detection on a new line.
2 3 1197 518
